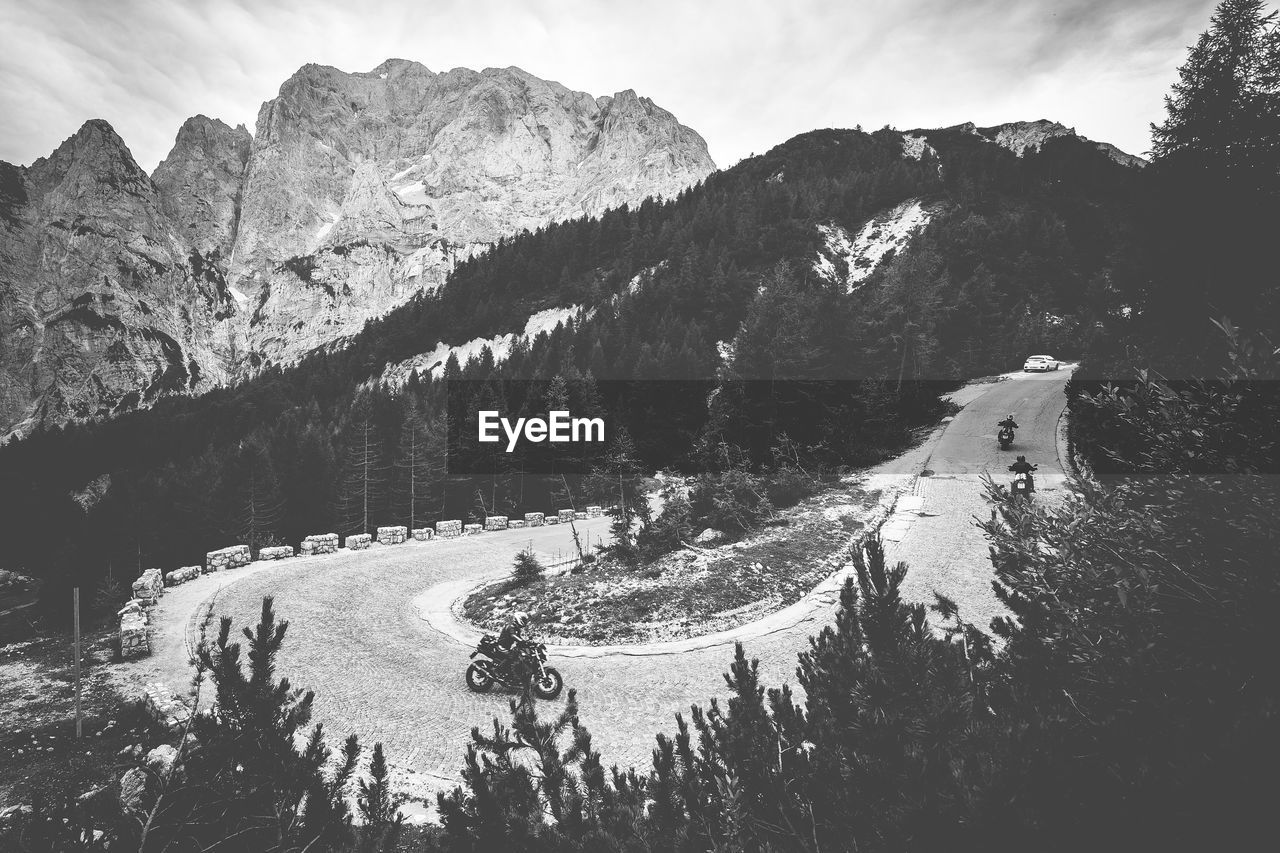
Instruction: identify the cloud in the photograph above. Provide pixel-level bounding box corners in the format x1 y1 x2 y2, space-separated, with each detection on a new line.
0 0 1220 171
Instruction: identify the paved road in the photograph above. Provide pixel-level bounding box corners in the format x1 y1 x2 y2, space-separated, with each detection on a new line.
117 368 1074 794
888 367 1075 628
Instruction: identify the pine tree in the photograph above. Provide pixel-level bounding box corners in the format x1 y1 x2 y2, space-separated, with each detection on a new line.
112 597 362 852
228 439 284 556
338 397 390 535
357 743 405 852
393 395 443 529
1152 0 1280 173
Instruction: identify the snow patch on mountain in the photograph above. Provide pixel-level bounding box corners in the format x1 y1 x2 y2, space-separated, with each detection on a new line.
813 199 937 291
377 305 587 387
901 134 930 161
393 181 431 206
625 262 667 295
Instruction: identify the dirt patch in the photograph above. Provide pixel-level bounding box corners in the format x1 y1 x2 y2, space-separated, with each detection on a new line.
462 482 882 645
0 614 169 809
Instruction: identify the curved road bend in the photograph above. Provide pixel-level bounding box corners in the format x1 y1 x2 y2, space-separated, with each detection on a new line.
118 369 1073 786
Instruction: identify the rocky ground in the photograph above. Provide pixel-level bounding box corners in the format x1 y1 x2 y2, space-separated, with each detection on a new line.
462 481 884 645
0 604 169 812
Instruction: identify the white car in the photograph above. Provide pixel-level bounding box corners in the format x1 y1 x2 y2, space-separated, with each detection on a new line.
1023 355 1060 372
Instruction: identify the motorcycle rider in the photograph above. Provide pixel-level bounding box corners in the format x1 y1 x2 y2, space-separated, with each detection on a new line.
1008 455 1038 491
491 611 531 672
997 414 1019 433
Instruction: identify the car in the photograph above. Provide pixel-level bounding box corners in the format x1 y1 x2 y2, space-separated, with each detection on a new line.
1023 355 1060 372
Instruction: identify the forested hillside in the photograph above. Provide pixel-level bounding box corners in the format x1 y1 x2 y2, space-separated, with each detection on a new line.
0 120 1145 612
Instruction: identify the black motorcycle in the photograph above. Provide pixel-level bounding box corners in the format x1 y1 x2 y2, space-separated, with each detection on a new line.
466 634 564 700
1009 463 1038 496
997 426 1014 450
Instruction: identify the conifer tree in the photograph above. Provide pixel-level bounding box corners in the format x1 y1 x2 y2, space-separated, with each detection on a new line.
338 396 390 535
393 395 443 529
228 439 285 555
1152 0 1280 173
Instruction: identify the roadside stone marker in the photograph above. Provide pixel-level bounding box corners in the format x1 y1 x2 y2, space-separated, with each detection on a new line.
164 566 200 586
205 544 251 573
377 525 408 545
586 505 603 518
558 509 575 523
118 601 149 658
436 520 462 538
524 512 544 527
412 527 433 541
464 523 483 535
131 569 163 606
142 683 190 732
300 533 339 555
258 545 294 560
345 533 372 551
509 519 526 529
484 515 508 531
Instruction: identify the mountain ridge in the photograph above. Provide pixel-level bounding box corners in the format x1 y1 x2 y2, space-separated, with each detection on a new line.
0 60 717 437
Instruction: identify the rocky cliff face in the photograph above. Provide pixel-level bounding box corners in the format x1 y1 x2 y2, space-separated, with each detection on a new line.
152 115 251 261
230 60 715 369
973 119 1147 168
0 121 232 439
0 61 715 435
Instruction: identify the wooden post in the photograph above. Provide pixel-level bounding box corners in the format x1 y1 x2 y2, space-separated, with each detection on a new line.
73 587 82 738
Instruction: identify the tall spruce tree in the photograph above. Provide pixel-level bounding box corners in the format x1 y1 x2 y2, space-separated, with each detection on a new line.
337 396 390 535
227 439 285 556
393 395 443 530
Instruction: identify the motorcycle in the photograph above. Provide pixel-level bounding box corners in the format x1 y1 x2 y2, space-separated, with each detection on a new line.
466 634 564 700
1009 462 1038 496
997 426 1014 450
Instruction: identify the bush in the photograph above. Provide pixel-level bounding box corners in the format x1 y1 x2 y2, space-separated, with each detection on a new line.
689 467 773 537
512 546 543 584
637 490 694 560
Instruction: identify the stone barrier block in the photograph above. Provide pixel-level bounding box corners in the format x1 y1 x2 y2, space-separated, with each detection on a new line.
463 523 483 535
546 515 559 525
300 533 339 556
436 520 462 538
558 509 575 523
143 683 190 732
165 566 201 586
574 511 588 520
206 544 251 573
345 533 372 551
258 545 294 560
508 519 526 529
586 505 603 518
120 609 150 659
0 569 34 592
412 527 433 541
131 569 164 605
484 516 509 531
523 512 544 527
377 525 408 545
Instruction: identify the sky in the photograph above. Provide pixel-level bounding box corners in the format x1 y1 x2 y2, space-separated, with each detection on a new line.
0 0 1220 172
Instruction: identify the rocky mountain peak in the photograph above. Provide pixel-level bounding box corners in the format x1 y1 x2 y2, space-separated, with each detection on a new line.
25 119 151 199
152 116 251 259
1 59 716 434
976 119 1146 168
226 59 715 369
